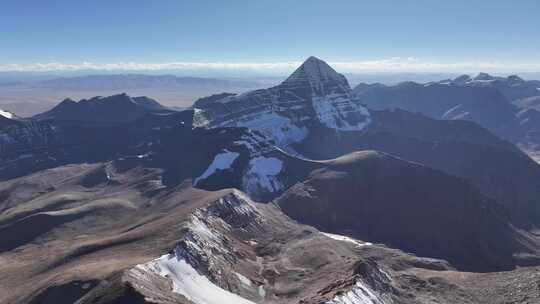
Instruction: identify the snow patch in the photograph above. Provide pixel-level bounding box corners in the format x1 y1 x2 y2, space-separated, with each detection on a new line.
138 251 256 304
193 108 210 126
234 272 252 286
249 156 282 175
322 232 372 247
312 94 371 131
232 111 308 147
258 285 266 298
242 157 284 196
0 109 13 119
442 104 470 120
326 280 388 304
194 150 240 186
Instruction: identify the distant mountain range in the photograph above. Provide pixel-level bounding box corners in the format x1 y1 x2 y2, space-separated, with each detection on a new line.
354 73 540 155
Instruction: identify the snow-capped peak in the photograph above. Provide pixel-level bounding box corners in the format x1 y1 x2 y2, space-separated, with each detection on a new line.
0 109 14 119
282 56 349 91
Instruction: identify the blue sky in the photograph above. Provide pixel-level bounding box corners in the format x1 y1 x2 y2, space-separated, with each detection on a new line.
1 0 539 73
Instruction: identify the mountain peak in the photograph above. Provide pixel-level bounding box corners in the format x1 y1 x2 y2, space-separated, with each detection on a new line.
282 56 349 91
303 55 325 65
473 72 496 81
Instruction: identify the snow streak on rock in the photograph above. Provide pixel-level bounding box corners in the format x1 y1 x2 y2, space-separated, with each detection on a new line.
321 232 372 247
313 93 371 131
0 109 13 119
326 280 390 304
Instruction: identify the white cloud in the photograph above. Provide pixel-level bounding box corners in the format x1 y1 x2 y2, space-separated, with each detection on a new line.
1 57 539 73
331 57 540 73
0 61 301 72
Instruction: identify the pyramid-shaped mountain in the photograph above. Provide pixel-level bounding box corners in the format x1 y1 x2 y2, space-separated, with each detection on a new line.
193 56 371 150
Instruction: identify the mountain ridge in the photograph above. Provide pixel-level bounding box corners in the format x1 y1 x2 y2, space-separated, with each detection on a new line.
33 93 173 124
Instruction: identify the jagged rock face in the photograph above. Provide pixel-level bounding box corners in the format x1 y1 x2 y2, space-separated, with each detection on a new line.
126 189 406 304
129 191 266 304
281 56 351 97
0 120 60 177
193 56 371 150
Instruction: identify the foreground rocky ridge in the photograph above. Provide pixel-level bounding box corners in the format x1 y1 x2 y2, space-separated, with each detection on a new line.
2 162 540 304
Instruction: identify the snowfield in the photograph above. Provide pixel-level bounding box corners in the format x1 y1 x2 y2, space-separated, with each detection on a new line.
242 156 284 196
228 111 308 148
194 149 240 185
138 252 256 304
